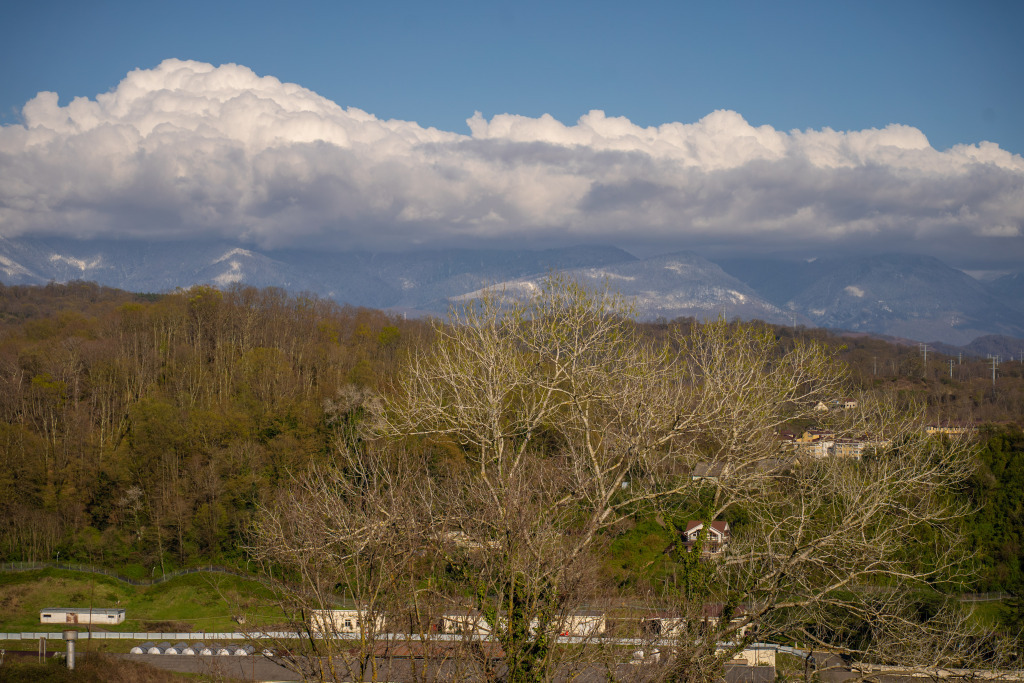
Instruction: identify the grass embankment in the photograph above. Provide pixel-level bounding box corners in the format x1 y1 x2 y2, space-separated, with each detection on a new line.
0 569 283 643
0 652 225 682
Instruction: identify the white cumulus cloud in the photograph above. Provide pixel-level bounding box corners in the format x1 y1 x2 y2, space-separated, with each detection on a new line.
1 59 1022 262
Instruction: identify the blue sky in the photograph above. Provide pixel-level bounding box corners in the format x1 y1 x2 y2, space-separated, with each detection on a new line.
0 0 1022 268
4 0 1021 153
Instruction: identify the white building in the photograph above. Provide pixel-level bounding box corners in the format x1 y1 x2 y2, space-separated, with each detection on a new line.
40 607 125 625
439 610 606 638
683 520 731 555
555 611 606 637
439 610 493 636
310 608 387 636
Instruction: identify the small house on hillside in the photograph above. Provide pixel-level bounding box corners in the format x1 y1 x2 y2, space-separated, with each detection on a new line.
683 521 731 556
699 602 749 635
832 438 868 459
925 423 973 437
691 462 728 482
792 430 835 458
814 399 858 412
40 607 125 625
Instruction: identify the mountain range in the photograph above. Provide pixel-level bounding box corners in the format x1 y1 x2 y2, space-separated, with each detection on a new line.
1 236 1022 347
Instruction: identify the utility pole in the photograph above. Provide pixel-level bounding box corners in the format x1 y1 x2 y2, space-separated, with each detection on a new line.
988 355 1000 391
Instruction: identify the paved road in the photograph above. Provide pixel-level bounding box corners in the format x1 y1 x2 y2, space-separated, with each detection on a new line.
117 654 775 683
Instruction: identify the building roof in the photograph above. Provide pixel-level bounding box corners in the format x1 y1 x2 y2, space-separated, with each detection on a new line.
692 462 728 478
41 607 125 614
684 520 730 534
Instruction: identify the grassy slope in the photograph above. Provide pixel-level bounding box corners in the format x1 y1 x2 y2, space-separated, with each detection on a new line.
0 569 281 635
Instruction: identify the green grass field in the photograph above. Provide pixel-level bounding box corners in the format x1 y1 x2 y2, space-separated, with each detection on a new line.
0 569 283 637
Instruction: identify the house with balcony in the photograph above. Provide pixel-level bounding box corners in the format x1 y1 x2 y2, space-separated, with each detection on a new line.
683 520 731 556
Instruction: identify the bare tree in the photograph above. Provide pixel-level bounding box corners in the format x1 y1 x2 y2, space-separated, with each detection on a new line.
249 399 434 683
252 276 1004 682
632 397 1004 680
376 277 859 681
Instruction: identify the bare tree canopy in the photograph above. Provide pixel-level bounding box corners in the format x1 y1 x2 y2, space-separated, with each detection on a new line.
251 276 1009 682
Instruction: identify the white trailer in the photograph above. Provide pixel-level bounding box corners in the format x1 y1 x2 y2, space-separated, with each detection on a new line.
310 609 386 636
40 607 125 625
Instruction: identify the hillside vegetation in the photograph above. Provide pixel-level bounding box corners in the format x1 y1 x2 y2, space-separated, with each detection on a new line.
0 568 277 634
0 281 1021 595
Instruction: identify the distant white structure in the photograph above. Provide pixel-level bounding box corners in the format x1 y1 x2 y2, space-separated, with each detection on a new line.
439 610 492 636
439 609 606 637
125 640 260 657
733 647 775 667
40 607 125 625
555 611 606 637
311 608 387 635
641 604 750 639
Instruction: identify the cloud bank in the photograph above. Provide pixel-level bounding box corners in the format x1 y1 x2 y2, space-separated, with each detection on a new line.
1 59 1022 263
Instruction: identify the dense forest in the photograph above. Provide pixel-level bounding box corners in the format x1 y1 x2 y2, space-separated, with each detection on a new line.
1 280 1022 594
0 281 427 574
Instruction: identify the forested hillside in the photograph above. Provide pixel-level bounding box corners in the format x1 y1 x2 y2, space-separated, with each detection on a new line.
1 281 1023 594
0 281 426 574
968 424 1024 592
